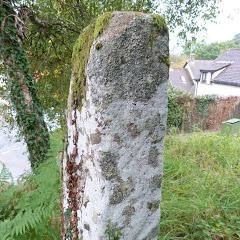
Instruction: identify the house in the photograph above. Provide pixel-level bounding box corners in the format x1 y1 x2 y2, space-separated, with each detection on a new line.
170 49 240 97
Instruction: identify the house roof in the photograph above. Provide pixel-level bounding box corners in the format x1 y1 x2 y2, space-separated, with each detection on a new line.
200 62 231 72
212 49 240 86
169 68 195 94
170 48 240 95
184 49 240 87
184 60 213 80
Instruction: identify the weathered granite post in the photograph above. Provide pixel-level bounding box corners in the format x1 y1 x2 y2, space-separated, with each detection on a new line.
62 11 169 240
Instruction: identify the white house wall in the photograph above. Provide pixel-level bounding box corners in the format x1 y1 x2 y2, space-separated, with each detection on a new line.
206 72 212 84
185 63 194 79
196 83 240 97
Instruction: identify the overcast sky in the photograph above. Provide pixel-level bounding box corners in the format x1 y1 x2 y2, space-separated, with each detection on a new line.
170 0 240 54
205 0 240 43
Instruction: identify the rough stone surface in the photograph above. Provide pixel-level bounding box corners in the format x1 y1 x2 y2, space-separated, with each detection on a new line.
63 11 168 240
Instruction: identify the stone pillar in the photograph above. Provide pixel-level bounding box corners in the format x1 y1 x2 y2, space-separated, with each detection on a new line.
63 11 169 240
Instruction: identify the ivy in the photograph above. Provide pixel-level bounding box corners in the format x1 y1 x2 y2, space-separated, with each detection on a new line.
0 1 49 168
196 95 216 118
194 95 216 129
167 88 220 132
167 87 185 130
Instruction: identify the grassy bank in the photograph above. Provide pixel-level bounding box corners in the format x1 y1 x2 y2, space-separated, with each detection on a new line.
159 132 240 240
1 131 240 239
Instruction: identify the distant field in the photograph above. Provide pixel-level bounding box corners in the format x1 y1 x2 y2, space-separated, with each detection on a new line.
159 132 240 240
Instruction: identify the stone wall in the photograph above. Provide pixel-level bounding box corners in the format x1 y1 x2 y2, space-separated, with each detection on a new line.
62 12 169 240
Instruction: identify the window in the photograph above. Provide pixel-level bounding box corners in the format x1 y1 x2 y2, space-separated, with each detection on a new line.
201 72 207 82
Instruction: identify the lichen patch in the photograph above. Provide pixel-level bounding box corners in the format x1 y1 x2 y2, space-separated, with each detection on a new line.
147 200 160 212
127 123 140 138
99 151 119 180
109 177 134 205
113 133 122 144
150 174 162 188
148 146 159 167
122 205 135 225
90 131 102 145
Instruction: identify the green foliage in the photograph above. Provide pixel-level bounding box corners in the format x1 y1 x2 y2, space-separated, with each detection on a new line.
163 0 220 41
184 38 240 60
196 95 216 118
105 224 122 240
167 88 218 131
152 14 167 33
160 132 240 240
23 0 155 125
0 1 49 168
167 87 185 130
0 130 63 240
18 0 220 125
0 162 13 184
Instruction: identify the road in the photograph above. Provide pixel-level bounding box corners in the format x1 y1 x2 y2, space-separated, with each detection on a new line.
0 125 30 182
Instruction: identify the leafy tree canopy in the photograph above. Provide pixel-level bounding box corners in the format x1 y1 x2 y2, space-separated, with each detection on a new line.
184 32 240 60
1 0 221 126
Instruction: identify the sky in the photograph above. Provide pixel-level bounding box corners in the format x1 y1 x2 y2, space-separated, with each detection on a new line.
170 0 240 54
205 0 240 43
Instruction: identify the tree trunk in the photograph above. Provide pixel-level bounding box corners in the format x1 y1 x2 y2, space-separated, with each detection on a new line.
63 11 169 240
0 1 49 168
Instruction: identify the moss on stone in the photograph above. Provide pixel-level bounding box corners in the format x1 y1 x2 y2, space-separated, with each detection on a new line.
149 14 167 48
94 12 112 38
148 32 158 48
71 12 112 109
159 55 170 67
152 14 168 33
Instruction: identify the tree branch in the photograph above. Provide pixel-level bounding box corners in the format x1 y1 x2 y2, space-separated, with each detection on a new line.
27 9 81 34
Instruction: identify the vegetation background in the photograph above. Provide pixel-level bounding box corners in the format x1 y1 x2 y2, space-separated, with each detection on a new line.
2 1 240 240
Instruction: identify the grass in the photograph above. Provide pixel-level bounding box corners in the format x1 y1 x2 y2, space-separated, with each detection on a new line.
1 130 240 239
159 132 240 240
